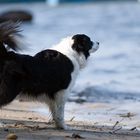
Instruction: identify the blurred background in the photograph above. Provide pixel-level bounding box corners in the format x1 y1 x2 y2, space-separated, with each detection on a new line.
0 0 140 126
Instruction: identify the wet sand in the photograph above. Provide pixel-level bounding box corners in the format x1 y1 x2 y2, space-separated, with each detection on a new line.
0 100 140 140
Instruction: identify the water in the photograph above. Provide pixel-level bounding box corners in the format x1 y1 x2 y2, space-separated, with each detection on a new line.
0 1 140 103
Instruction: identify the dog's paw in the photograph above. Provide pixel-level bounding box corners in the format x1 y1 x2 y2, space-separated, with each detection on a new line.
56 124 72 130
63 125 73 131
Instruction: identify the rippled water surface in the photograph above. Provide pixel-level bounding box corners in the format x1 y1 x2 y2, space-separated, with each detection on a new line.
0 1 140 102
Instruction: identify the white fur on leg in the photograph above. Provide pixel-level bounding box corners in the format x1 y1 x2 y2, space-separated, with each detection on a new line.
48 90 69 130
29 89 72 130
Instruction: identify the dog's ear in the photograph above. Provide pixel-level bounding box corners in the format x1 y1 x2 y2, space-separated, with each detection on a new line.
72 42 83 52
77 44 84 50
72 34 85 52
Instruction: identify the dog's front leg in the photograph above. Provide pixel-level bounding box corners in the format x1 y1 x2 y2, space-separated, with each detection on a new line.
49 90 68 130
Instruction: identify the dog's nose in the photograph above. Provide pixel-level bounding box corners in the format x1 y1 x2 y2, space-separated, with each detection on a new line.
97 42 99 45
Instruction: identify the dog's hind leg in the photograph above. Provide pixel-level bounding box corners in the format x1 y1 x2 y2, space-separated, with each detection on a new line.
0 63 22 107
0 75 21 107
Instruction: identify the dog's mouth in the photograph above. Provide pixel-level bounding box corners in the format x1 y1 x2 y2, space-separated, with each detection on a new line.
89 41 99 53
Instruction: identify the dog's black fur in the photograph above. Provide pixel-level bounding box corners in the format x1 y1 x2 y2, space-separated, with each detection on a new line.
0 22 74 107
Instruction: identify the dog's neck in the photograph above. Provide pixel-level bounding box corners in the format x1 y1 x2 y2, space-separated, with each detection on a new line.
51 37 87 70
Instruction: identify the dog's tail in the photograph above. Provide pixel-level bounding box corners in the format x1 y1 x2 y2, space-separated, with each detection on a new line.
0 21 23 107
0 21 22 59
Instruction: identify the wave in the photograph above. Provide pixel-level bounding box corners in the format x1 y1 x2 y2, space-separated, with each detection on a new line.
69 85 140 103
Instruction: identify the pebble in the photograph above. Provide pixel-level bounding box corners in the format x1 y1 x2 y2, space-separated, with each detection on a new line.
6 133 18 140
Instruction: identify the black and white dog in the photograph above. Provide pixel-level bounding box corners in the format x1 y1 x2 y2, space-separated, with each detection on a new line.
0 22 99 129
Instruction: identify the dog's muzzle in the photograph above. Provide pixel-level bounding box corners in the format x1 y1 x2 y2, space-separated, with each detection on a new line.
89 42 99 53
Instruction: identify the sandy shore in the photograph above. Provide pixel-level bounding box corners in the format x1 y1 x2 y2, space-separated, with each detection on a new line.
0 100 140 140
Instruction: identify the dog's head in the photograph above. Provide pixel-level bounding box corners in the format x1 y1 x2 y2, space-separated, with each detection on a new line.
72 34 99 59
71 34 99 68
52 34 99 69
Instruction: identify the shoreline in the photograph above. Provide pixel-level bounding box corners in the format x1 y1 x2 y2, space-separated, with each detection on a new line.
0 100 140 139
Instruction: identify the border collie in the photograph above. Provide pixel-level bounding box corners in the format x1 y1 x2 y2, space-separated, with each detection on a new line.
0 22 99 129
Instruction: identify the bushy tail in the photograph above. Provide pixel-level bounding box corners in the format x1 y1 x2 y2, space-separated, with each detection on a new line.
0 21 22 58
0 21 22 107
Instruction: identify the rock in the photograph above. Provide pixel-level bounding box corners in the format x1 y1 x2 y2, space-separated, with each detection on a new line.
0 10 33 23
6 133 18 140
